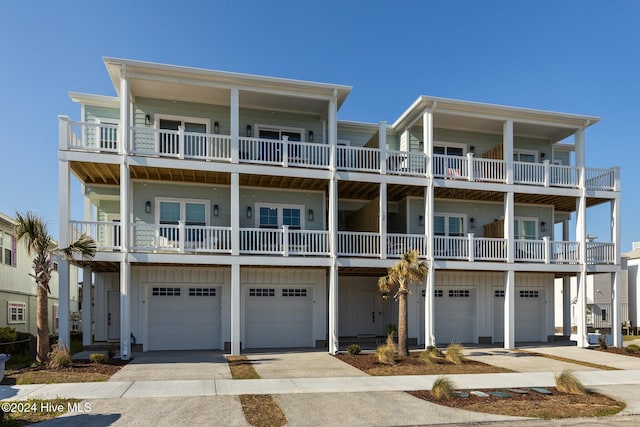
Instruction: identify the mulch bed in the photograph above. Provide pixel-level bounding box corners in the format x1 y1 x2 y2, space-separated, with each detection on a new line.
335 351 512 376
597 347 640 358
410 388 625 419
1 359 128 385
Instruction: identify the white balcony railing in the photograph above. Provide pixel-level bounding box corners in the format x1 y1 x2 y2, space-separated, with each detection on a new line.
432 154 469 179
586 241 615 264
336 146 380 172
387 151 428 176
69 220 121 251
474 237 507 261
130 223 231 253
131 127 232 161
337 231 380 257
514 161 546 186
387 233 427 257
473 158 506 183
514 239 545 262
239 137 329 169
65 121 119 153
586 168 616 191
239 227 329 256
552 241 580 264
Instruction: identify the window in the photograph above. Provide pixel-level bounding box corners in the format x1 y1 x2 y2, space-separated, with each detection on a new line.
282 288 307 297
514 218 537 240
152 287 181 296
434 214 466 237
449 290 470 298
256 204 305 229
433 142 466 177
249 288 275 297
519 290 539 298
256 125 303 142
157 115 210 155
0 232 16 267
157 198 209 244
8 302 26 324
495 290 505 298
601 309 607 321
513 150 537 163
434 290 443 297
189 288 216 296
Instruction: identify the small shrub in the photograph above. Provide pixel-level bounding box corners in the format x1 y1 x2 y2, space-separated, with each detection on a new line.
346 344 361 356
431 376 456 401
598 336 608 350
555 369 587 395
89 353 106 364
375 343 396 365
386 324 397 347
419 346 440 365
626 344 640 354
445 343 465 365
47 343 72 369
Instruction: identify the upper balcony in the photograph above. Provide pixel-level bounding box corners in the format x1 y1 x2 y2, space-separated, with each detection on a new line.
61 119 619 192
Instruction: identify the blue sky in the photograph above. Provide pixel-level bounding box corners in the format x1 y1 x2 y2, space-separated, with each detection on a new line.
0 1 638 248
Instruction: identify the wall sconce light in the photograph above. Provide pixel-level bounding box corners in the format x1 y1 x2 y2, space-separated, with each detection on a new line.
145 114 151 126
308 209 314 221
246 206 252 218
214 121 219 134
419 215 425 226
470 145 476 154
540 221 547 232
381 291 389 300
308 130 314 142
541 153 547 161
470 217 476 229
213 204 219 217
246 125 252 137
145 201 151 214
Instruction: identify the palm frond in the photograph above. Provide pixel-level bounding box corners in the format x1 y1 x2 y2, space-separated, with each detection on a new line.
60 233 97 261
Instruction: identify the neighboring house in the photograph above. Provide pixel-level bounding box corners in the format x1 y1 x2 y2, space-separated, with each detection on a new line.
57 58 622 358
622 244 640 333
0 212 79 336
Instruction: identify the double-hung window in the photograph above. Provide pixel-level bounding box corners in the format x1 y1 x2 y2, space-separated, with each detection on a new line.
8 302 26 324
254 125 304 162
514 217 537 240
256 204 303 230
0 232 16 267
434 213 466 257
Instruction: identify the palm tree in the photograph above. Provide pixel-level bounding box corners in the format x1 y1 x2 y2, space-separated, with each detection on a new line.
378 250 428 357
13 211 96 362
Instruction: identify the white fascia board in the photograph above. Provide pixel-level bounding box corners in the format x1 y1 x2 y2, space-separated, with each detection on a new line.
392 95 600 131
68 92 120 108
103 57 352 108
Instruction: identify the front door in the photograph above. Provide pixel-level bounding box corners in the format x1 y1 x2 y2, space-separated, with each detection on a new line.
107 290 120 341
353 290 385 336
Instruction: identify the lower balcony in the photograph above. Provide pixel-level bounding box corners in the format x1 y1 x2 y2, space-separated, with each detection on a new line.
69 220 616 264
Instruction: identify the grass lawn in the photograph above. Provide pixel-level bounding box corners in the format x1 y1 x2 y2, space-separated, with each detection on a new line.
226 356 287 427
0 398 81 426
336 349 625 419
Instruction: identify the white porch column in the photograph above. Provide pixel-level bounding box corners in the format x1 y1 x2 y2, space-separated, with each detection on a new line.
230 263 240 355
562 220 572 337
575 271 588 347
379 182 387 259
82 267 92 346
612 271 622 347
504 270 515 349
119 260 130 358
379 121 387 175
328 92 339 354
504 192 515 263
575 128 589 348
424 264 435 347
231 173 240 256
503 120 514 185
230 88 239 164
119 65 130 155
58 158 71 349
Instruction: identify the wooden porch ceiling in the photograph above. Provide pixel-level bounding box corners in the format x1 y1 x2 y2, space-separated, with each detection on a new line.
339 267 388 276
339 182 425 201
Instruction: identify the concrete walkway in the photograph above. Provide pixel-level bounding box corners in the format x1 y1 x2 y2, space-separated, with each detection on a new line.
5 346 640 426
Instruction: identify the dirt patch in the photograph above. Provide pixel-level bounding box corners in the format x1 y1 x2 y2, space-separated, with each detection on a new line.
239 394 287 427
335 351 513 376
226 356 260 380
1 359 128 385
597 347 640 358
410 388 625 419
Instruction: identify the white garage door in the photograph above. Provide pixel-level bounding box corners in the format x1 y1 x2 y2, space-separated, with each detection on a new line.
434 288 475 344
516 289 544 342
493 289 504 343
245 287 313 348
148 286 221 351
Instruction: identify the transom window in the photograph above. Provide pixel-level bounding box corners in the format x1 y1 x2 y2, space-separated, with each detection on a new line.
449 289 470 298
495 290 505 298
152 287 181 296
434 290 443 297
256 204 304 229
434 214 465 237
189 288 216 297
249 288 275 297
519 290 539 298
8 302 26 324
282 288 307 297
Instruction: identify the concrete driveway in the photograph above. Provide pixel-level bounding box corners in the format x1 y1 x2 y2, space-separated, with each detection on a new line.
109 350 232 381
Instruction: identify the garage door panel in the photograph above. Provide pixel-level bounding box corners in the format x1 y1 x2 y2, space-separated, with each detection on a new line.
148 286 221 351
434 289 475 344
516 289 543 342
245 287 312 348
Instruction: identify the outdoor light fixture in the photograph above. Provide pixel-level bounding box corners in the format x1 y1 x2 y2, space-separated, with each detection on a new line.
145 114 151 126
308 209 314 221
247 206 252 218
470 145 476 154
419 215 425 226
470 217 476 229
541 153 547 161
213 204 219 217
145 201 151 214
308 130 314 142
214 121 219 134
540 221 547 232
246 125 252 137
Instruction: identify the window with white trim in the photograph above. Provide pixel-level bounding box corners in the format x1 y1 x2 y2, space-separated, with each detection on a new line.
434 214 466 237
434 290 443 297
449 289 470 298
0 232 16 267
514 217 537 240
255 125 303 142
519 290 539 298
8 302 26 324
157 198 209 244
152 287 181 296
157 115 210 155
495 290 505 298
189 288 216 297
513 150 537 163
282 288 307 297
249 288 275 297
256 203 304 230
